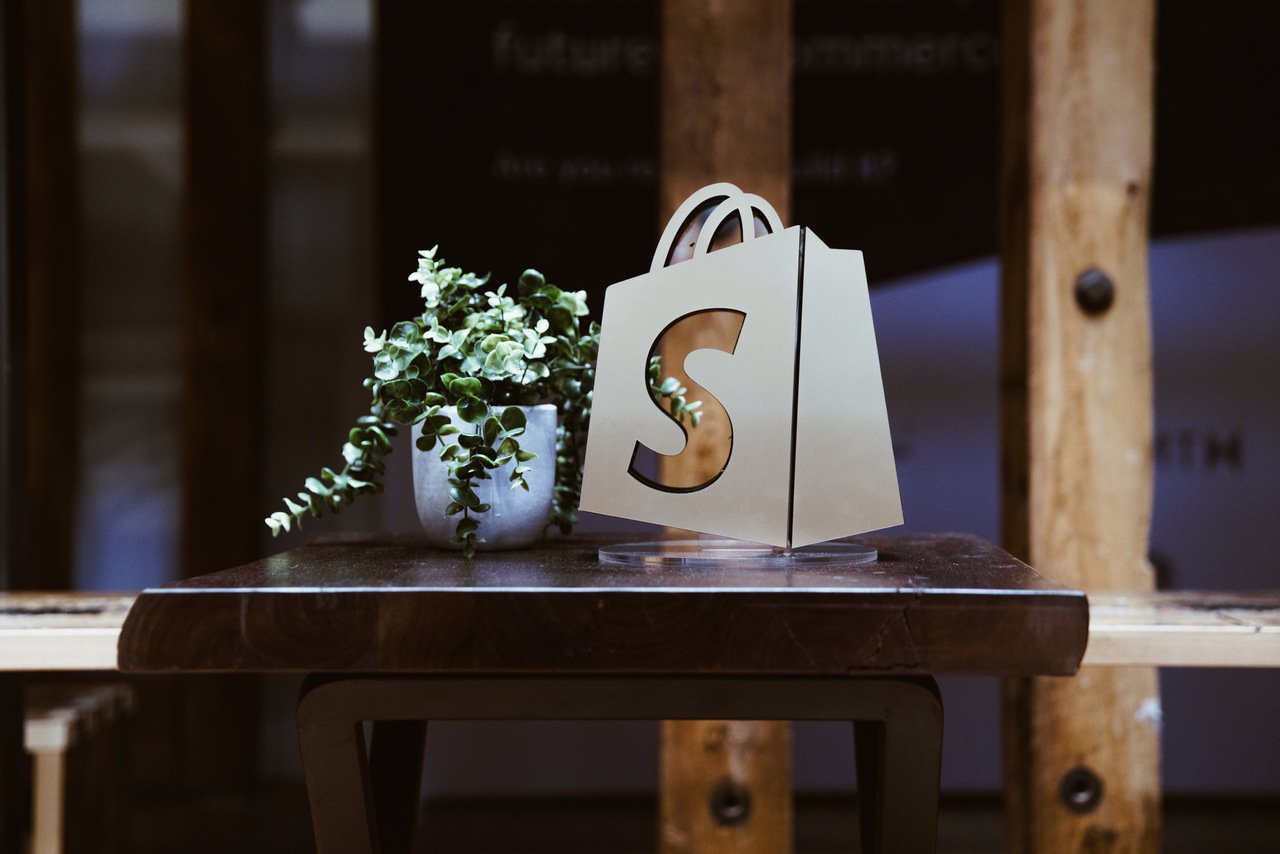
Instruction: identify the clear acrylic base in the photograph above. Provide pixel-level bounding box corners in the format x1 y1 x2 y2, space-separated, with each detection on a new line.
598 538 878 568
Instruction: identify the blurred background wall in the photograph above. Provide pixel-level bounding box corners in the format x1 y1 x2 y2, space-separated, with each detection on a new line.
53 0 1280 798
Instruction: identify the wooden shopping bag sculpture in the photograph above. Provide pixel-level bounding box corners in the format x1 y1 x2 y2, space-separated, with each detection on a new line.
580 183 902 549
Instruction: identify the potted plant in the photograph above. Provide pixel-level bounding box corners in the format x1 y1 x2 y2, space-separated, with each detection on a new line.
265 247 699 557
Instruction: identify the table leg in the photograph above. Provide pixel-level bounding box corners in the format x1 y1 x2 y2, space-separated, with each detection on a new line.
854 680 944 854
297 675 942 854
369 721 426 854
854 720 885 852
296 678 379 854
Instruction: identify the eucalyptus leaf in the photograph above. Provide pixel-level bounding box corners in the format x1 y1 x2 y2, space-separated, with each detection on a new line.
457 397 487 423
499 407 526 432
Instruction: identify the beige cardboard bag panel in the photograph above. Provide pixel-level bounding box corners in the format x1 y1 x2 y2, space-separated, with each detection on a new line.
580 183 902 548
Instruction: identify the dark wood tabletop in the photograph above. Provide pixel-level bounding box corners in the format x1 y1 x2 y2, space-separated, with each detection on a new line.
116 533 1088 676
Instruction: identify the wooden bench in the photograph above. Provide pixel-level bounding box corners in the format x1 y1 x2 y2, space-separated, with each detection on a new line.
0 581 1276 853
5 589 1279 673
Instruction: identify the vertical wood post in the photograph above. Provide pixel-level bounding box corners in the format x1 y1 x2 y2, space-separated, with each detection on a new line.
16 0 80 592
658 2 793 852
181 0 267 578
1 0 18 596
1000 1 1161 852
1 3 27 847
3 2 78 844
658 0 792 491
176 0 267 789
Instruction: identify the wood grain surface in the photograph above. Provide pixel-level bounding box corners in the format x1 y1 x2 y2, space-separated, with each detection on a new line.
999 0 1161 851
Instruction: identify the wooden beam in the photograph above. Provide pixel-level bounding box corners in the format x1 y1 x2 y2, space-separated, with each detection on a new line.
660 0 791 224
176 0 267 791
15 0 80 592
181 0 267 578
0 4 26 845
999 1 1160 852
1 0 24 596
658 0 792 491
658 1 793 852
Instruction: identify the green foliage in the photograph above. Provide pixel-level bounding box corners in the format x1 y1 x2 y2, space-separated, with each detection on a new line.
267 247 699 557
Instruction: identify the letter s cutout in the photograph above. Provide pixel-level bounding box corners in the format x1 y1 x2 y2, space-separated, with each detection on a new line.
627 308 746 493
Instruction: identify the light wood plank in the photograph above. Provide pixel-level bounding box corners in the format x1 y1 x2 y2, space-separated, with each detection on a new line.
0 594 132 671
1085 592 1280 668
0 630 120 672
658 1 793 852
999 0 1161 851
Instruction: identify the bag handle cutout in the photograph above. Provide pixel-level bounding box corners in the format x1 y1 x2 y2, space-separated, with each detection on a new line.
649 183 785 273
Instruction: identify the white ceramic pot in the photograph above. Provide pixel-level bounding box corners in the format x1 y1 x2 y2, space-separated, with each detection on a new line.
412 404 558 550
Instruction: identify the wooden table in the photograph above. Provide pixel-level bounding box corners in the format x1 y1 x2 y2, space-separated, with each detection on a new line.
117 533 1088 854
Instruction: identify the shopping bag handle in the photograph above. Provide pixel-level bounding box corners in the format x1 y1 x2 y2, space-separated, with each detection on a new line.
649 183 786 273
